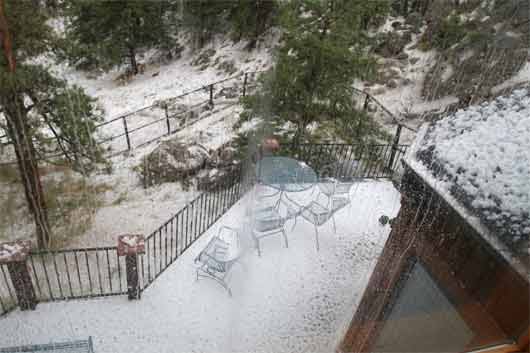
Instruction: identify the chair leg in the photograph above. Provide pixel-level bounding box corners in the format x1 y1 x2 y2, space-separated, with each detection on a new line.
255 238 262 257
291 215 297 231
314 225 320 251
282 229 289 248
332 214 337 234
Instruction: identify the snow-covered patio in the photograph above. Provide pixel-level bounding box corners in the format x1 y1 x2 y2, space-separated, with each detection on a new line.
0 181 400 353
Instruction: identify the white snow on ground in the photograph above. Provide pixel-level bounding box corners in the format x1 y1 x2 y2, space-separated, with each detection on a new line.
408 89 530 266
0 181 401 353
492 61 530 93
53 34 273 127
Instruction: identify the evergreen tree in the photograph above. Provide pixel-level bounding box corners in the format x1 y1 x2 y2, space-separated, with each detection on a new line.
228 0 278 49
181 0 232 49
64 1 180 73
240 0 390 146
0 0 103 248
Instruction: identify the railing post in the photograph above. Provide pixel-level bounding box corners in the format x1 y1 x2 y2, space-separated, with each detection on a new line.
209 84 214 105
122 117 131 151
387 124 403 174
242 72 248 97
0 241 37 311
363 93 370 111
164 105 171 135
117 235 145 300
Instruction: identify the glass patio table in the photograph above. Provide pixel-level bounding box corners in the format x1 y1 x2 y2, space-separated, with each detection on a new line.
256 156 318 192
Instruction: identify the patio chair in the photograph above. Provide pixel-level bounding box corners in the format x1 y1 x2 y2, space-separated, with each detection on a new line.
194 226 241 296
251 198 299 256
317 177 356 207
300 192 350 251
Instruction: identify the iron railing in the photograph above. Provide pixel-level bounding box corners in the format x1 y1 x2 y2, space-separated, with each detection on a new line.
0 264 18 317
28 247 127 303
139 166 246 291
0 142 407 318
0 71 264 165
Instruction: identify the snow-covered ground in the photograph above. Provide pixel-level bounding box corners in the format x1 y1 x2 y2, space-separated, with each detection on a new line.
0 181 401 353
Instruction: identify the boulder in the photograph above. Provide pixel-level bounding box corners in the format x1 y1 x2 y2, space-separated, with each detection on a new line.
139 140 209 187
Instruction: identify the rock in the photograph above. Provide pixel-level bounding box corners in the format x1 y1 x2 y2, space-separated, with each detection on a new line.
397 52 409 61
409 57 420 65
198 144 241 190
214 85 240 100
139 140 209 187
365 86 386 96
391 21 402 29
386 79 399 89
217 60 237 75
207 145 237 168
402 78 414 86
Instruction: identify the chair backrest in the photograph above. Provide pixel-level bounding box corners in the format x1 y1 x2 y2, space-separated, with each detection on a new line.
216 226 241 263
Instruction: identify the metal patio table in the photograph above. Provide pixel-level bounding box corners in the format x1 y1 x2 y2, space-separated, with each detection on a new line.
256 156 318 206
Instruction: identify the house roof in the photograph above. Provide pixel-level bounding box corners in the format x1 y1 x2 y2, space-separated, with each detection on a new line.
406 88 530 274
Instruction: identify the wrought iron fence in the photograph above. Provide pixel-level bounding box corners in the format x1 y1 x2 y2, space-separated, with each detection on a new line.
0 71 263 165
139 167 245 291
0 264 18 316
292 143 409 180
28 247 127 303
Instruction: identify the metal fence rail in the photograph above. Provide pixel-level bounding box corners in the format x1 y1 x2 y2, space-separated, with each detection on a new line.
0 71 264 165
292 143 409 180
139 167 244 291
28 247 126 302
0 264 18 317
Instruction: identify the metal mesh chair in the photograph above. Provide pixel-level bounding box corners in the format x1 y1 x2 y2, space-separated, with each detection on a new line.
195 226 241 296
318 177 355 207
300 193 350 251
251 199 299 256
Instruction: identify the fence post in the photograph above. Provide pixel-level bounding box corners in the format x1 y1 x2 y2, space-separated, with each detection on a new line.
122 117 131 151
387 124 403 174
0 241 37 311
363 93 370 111
117 235 145 300
242 72 248 97
209 84 214 105
164 105 171 135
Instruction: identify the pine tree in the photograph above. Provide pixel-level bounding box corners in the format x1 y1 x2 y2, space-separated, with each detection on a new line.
241 0 390 146
227 0 278 49
182 0 232 49
64 1 180 73
0 0 103 248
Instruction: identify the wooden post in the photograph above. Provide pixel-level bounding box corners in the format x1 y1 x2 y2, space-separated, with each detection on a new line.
122 117 131 151
0 241 37 311
117 235 145 300
242 72 248 97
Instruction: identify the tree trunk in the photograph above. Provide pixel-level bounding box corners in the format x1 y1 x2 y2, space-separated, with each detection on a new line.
128 46 138 75
0 0 51 248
